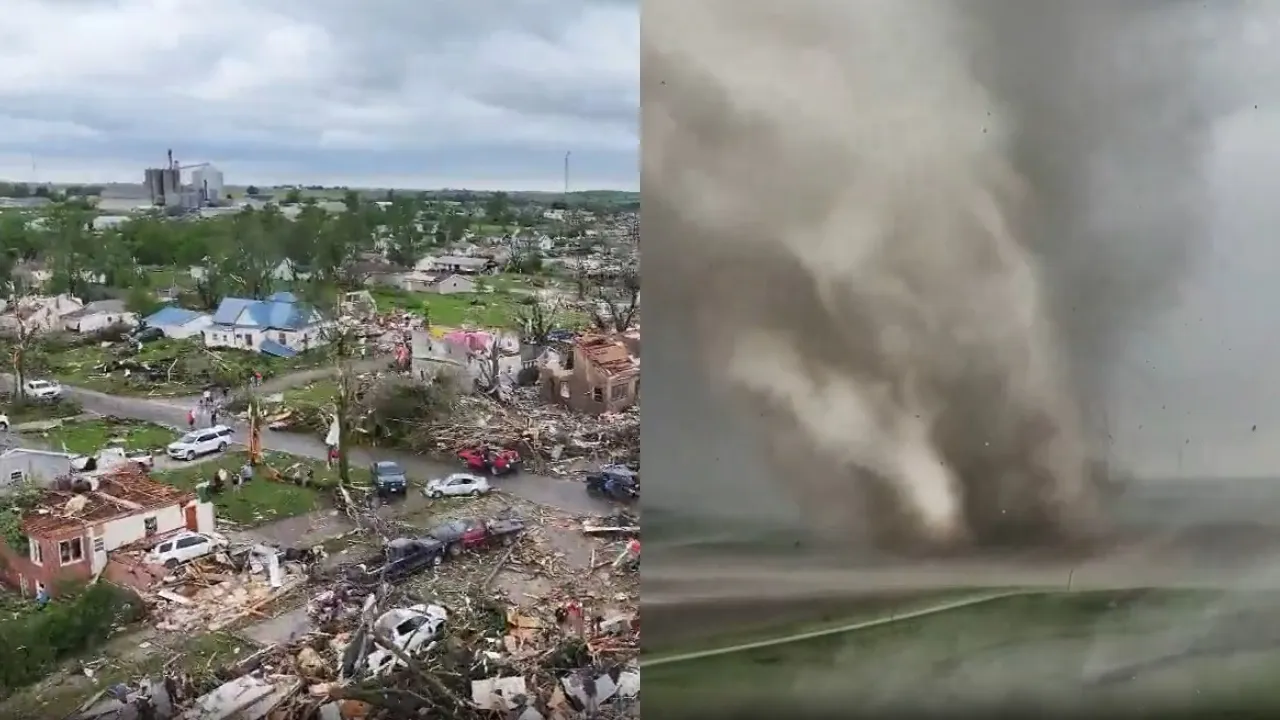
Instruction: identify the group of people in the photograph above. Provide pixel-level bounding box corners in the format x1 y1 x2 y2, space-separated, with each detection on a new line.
186 386 230 429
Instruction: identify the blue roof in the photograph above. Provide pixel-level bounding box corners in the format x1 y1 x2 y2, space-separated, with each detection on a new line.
259 339 298 358
143 306 205 327
211 295 317 331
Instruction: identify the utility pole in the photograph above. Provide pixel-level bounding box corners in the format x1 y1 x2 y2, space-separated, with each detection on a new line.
563 151 571 198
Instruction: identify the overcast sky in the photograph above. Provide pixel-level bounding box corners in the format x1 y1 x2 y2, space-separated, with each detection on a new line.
0 0 638 190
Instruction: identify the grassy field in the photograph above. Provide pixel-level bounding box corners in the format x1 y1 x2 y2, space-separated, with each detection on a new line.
20 417 173 455
645 589 1280 714
151 450 369 526
368 286 521 327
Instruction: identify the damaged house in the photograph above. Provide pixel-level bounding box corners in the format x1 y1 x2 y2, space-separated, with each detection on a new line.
203 291 331 356
0 293 84 333
61 299 137 333
411 327 522 389
541 334 640 415
0 469 216 597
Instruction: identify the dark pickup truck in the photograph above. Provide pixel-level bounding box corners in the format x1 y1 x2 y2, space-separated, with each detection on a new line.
369 537 447 581
427 517 526 557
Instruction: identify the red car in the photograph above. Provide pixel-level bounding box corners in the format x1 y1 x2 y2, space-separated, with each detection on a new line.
458 446 522 476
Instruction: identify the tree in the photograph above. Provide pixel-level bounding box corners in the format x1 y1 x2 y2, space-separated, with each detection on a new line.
245 185 260 196
284 188 303 204
585 255 641 333
124 285 162 317
384 196 427 267
3 286 46 405
513 294 563 346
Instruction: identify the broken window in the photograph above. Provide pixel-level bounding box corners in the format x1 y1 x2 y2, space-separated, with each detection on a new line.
144 517 158 535
59 538 84 565
559 383 570 400
610 383 628 401
592 387 604 402
277 332 287 344
30 540 42 565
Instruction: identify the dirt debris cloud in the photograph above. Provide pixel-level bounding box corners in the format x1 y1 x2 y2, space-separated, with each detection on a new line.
644 0 1227 549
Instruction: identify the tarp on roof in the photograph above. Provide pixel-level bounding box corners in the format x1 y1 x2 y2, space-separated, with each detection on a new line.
259 339 297 358
144 306 204 327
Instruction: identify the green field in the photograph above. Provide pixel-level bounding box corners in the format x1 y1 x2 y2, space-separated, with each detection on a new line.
645 589 1280 714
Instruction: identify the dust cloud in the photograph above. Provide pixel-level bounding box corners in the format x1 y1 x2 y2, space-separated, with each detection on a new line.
643 1 1229 551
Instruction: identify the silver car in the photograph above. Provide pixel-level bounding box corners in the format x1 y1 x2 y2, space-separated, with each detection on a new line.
423 473 491 499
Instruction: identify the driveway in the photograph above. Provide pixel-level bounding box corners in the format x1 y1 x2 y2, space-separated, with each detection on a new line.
23 381 612 518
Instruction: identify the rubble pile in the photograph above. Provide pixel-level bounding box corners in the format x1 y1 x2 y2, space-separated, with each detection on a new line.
145 548 318 633
262 379 640 476
419 389 640 475
72 499 639 720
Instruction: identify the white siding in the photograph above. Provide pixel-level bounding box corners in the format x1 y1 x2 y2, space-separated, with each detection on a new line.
68 311 138 333
100 505 184 552
203 325 331 353
159 315 213 340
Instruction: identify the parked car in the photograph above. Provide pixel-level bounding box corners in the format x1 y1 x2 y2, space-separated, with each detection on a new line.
457 446 521 476
144 531 228 569
0 413 8 432
370 461 409 497
426 516 525 557
585 465 639 502
377 537 447 580
23 379 62 401
364 604 448 676
423 473 491 499
166 425 234 461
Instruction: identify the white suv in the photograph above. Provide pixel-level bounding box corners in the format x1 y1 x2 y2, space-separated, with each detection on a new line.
23 379 62 400
145 531 227 569
166 425 234 461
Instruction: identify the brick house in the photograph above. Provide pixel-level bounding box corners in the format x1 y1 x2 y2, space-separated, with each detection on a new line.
0 470 216 597
540 334 640 415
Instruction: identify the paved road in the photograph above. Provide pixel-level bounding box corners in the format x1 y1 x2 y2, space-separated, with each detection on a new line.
34 382 611 518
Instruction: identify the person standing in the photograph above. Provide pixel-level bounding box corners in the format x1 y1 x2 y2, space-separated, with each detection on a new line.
186 409 196 431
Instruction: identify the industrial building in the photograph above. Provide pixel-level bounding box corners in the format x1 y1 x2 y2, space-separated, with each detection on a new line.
144 149 226 210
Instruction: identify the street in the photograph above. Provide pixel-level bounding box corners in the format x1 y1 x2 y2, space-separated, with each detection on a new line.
34 381 614 518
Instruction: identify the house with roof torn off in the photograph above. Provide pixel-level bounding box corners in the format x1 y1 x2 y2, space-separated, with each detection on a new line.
0 468 215 598
540 334 640 415
202 291 332 357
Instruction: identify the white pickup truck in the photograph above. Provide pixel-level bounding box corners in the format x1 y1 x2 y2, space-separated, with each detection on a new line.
71 446 155 473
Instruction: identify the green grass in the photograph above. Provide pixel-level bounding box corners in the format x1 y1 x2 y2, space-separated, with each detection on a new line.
143 267 196 290
368 286 521 327
282 379 339 406
1 398 84 425
20 417 173 455
47 338 332 396
151 450 369 526
644 589 1280 713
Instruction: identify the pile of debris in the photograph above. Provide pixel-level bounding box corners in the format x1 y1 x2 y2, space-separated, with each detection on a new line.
139 545 324 633
75 514 641 719
418 390 640 475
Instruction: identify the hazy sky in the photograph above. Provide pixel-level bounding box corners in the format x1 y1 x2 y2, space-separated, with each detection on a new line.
0 0 638 189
